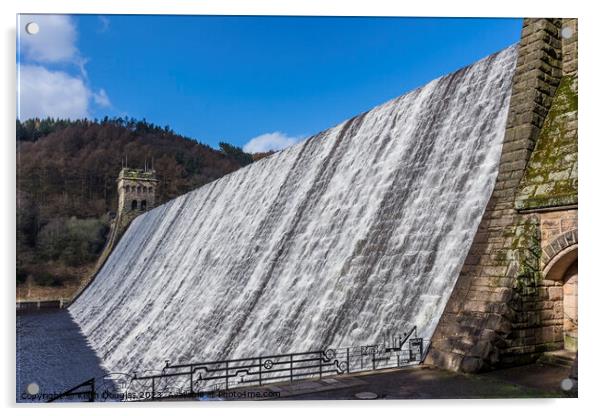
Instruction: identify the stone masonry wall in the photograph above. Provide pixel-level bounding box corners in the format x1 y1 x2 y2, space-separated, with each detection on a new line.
513 73 577 211
540 209 577 250
116 168 158 236
562 19 577 77
505 18 577 365
426 18 567 372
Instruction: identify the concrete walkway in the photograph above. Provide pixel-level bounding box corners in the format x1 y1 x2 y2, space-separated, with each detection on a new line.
224 363 576 400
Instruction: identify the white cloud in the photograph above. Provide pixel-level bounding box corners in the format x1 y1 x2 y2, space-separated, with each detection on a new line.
17 15 112 120
18 65 90 120
20 15 78 64
243 132 304 153
93 89 111 108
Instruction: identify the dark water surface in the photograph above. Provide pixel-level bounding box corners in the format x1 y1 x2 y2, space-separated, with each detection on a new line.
16 310 115 402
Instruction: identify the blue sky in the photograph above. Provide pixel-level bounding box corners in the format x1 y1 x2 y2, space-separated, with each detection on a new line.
17 15 522 151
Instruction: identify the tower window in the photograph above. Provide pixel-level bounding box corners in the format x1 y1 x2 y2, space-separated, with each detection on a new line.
131 200 138 210
125 185 130 192
141 200 147 211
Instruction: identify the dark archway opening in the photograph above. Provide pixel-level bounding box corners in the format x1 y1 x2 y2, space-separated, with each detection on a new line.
131 200 138 211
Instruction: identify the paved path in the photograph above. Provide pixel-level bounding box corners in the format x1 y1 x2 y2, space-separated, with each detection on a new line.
224 363 576 400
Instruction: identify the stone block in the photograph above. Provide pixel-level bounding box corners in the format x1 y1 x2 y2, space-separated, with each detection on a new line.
537 287 549 299
526 311 541 326
548 287 563 301
540 309 560 321
459 356 484 373
469 340 493 359
541 218 560 228
535 300 555 310
424 349 463 372
492 288 513 303
561 218 577 232
482 266 508 277
487 302 512 317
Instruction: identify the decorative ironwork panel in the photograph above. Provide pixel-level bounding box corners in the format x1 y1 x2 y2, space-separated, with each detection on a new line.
50 327 426 401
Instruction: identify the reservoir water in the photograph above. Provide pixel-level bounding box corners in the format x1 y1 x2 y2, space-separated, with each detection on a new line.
16 310 114 402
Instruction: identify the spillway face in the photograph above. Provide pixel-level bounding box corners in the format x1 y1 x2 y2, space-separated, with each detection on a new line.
70 45 518 375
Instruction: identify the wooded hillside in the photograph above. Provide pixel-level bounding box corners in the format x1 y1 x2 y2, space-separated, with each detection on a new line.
16 117 254 296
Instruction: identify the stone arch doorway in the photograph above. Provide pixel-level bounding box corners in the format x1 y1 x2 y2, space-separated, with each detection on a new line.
542 230 578 352
562 260 578 351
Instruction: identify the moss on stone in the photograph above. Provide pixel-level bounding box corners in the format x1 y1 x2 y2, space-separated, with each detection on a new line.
508 217 542 295
515 75 578 211
121 168 158 181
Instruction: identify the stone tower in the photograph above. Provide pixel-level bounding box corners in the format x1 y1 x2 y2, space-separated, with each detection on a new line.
69 168 160 305
116 167 159 228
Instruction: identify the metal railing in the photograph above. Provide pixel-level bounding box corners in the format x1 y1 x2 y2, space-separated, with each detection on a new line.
47 378 95 402
126 327 424 400
47 327 425 402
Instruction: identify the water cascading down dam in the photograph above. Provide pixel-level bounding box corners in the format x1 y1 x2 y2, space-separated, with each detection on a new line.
70 45 518 378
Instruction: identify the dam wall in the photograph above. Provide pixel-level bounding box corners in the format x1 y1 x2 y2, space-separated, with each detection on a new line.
67 18 578 377
69 45 518 376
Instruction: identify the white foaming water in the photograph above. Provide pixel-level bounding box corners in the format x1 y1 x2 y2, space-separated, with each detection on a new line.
70 45 517 374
